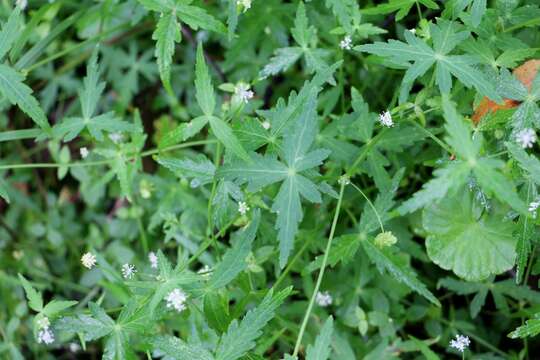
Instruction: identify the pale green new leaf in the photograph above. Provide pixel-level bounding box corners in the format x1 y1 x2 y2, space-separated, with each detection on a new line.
424 190 517 281
306 316 334 360
361 238 440 306
18 274 43 312
206 210 260 291
151 335 214 360
0 65 50 133
508 314 540 339
195 43 215 116
215 287 292 360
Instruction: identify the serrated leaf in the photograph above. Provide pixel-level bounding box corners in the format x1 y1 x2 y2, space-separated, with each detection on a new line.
206 210 260 291
362 0 438 20
195 43 215 116
0 65 50 133
158 155 216 187
508 314 540 339
0 7 21 61
153 12 181 91
424 190 517 281
151 335 215 360
42 300 77 317
259 47 303 79
507 141 540 186
361 238 440 306
18 274 43 312
208 116 250 162
215 287 292 360
306 316 333 360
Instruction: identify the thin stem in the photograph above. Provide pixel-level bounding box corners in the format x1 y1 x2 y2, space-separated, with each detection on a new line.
407 119 453 154
0 140 217 170
273 237 313 290
350 182 385 233
292 181 345 357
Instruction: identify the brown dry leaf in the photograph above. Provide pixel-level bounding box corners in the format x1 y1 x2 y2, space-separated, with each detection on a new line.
471 59 540 124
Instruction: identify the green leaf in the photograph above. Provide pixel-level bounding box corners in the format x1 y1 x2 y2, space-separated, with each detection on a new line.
42 300 77 317
0 65 50 133
208 116 250 162
306 316 334 360
215 287 292 360
423 190 518 281
195 43 216 116
408 336 440 360
151 335 215 360
362 0 438 20
153 12 181 91
0 177 10 203
507 142 540 186
259 47 303 79
176 4 226 34
361 238 440 306
508 314 540 339
79 49 104 120
0 7 21 61
204 292 231 333
442 95 479 160
18 274 43 312
218 153 288 191
206 210 260 291
158 155 216 187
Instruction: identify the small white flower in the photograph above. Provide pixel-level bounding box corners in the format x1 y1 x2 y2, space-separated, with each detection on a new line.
339 35 352 50
262 121 271 130
235 83 254 103
37 317 50 329
165 288 188 313
121 263 137 279
16 0 27 10
81 252 97 269
516 128 536 148
37 327 55 345
148 252 158 269
237 0 252 12
409 28 416 34
69 342 81 352
315 291 333 307
80 147 89 159
379 110 394 127
529 200 540 218
238 201 250 215
109 132 123 144
449 334 470 352
338 175 350 186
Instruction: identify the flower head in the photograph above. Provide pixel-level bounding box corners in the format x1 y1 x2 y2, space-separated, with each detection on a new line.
121 263 137 279
379 111 394 127
529 200 540 218
165 288 188 313
234 83 254 103
238 201 250 215
237 0 252 12
262 121 271 130
80 147 89 159
339 35 352 50
37 317 50 330
516 128 536 148
37 327 55 345
148 252 158 269
449 334 470 352
81 252 97 269
109 132 123 144
315 291 333 307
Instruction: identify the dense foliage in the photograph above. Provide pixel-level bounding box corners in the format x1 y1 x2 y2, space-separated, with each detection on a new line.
1 0 540 358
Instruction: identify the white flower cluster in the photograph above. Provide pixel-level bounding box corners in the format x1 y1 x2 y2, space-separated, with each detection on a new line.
379 111 394 127
234 83 254 103
121 263 137 279
165 288 188 313
80 147 89 159
449 334 470 352
238 201 250 215
148 252 159 269
529 199 540 218
81 252 97 269
315 291 333 307
339 35 353 50
237 0 252 12
516 128 536 149
36 317 54 345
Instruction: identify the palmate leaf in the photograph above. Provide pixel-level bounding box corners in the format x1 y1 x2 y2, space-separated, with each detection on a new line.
423 190 518 281
215 287 292 360
355 21 502 104
453 0 487 27
219 94 329 267
0 65 50 133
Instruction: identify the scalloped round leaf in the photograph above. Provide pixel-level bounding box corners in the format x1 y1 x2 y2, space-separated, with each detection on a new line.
423 190 517 281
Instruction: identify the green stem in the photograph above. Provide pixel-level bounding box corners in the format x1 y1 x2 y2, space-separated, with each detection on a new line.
0 140 217 170
292 181 345 357
407 119 453 154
